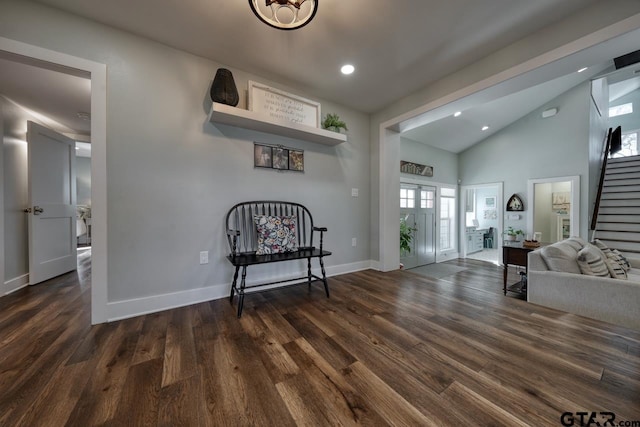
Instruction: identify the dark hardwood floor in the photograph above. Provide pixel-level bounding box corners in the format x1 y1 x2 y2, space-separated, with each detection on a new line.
1 253 639 426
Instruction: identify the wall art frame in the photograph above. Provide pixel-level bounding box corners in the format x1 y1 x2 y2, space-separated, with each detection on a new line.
254 143 304 172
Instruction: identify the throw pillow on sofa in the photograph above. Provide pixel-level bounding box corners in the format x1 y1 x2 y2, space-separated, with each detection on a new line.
604 253 628 279
540 244 582 274
565 236 587 252
612 249 631 272
576 244 611 278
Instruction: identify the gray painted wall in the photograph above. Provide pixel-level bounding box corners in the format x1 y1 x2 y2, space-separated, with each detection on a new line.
76 156 91 206
459 82 591 239
399 138 458 185
609 88 640 132
0 0 371 304
2 97 29 284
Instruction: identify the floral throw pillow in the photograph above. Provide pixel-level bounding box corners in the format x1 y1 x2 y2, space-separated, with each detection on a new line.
254 215 298 255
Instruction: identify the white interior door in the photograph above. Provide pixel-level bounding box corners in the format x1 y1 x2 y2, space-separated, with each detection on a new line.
27 121 77 285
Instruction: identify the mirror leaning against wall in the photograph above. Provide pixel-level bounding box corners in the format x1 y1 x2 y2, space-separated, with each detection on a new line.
527 176 580 243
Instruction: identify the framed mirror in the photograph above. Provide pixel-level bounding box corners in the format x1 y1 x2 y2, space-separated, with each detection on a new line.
527 176 580 243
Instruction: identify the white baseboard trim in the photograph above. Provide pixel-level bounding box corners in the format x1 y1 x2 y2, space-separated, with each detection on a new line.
3 274 29 295
106 260 376 322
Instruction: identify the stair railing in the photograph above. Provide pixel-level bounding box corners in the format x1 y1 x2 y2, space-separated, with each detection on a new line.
590 127 613 232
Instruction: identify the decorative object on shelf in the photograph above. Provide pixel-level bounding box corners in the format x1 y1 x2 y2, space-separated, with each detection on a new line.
400 160 433 177
504 226 524 241
248 80 320 128
254 143 304 172
210 68 239 106
523 240 541 248
321 113 348 133
249 0 318 30
506 194 524 211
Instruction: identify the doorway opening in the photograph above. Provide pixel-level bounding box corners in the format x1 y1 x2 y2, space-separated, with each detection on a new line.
460 183 503 265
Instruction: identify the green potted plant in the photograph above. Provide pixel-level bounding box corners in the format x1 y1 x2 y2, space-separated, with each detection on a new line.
400 218 417 256
504 226 524 241
322 113 348 133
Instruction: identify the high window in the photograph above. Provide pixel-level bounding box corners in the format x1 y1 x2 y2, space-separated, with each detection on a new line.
609 102 633 117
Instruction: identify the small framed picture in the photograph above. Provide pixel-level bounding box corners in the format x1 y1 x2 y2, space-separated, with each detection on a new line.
272 147 289 170
289 150 304 172
254 144 272 168
485 196 496 208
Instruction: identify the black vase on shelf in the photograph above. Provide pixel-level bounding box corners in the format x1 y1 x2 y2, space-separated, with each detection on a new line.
210 68 239 107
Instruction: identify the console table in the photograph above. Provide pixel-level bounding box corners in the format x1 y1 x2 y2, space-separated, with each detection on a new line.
502 241 545 295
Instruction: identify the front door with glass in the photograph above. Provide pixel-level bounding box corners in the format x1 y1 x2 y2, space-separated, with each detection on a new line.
400 184 436 269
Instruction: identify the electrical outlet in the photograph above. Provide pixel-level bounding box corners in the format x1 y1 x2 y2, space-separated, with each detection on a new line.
199 251 209 264
352 237 357 247
351 188 359 197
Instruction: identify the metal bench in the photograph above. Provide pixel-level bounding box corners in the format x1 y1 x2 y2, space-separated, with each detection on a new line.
225 201 331 317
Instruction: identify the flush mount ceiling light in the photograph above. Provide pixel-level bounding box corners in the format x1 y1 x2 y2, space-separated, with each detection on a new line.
249 0 318 30
341 64 355 75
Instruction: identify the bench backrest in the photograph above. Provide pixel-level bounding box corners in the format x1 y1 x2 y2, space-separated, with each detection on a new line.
225 201 315 254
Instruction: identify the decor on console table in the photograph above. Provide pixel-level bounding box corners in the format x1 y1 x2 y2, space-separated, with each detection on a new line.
504 226 524 241
210 68 239 106
248 80 321 128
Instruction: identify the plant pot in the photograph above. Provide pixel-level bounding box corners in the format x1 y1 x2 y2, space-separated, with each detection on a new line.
506 234 516 241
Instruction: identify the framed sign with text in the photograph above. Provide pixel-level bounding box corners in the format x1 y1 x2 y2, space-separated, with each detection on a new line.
248 80 321 128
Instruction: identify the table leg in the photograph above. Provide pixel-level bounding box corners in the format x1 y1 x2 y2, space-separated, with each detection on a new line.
503 264 508 295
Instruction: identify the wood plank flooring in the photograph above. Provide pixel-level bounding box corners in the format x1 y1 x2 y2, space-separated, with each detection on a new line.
1 252 639 426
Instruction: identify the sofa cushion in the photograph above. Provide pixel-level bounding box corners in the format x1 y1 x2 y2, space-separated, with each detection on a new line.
577 244 611 278
626 268 640 282
540 243 581 274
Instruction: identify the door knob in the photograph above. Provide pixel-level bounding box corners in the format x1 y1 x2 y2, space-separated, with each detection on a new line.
23 208 32 213
33 206 44 215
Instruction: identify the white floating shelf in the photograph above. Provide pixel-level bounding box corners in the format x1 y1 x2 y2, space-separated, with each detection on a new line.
208 102 346 146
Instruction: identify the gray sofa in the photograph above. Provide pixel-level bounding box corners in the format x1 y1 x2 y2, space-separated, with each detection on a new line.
528 237 640 331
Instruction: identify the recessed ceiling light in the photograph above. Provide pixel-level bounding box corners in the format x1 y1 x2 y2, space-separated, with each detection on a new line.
341 64 355 75
453 111 462 117
577 67 588 73
481 125 489 131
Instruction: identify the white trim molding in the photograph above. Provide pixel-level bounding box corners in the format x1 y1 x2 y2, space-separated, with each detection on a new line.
106 260 377 322
3 274 29 295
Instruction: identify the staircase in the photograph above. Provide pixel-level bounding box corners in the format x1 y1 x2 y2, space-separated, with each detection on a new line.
593 154 640 257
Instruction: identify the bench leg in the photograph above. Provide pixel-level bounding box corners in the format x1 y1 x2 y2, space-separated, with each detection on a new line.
229 266 240 304
237 266 247 318
307 258 312 292
319 256 329 298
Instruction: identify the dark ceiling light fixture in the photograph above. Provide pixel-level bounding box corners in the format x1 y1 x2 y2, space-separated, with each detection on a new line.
249 0 318 30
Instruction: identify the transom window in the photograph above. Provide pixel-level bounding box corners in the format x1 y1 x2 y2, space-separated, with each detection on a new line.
609 102 633 117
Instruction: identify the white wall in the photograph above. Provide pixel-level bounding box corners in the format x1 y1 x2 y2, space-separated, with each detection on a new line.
475 186 499 230
2 97 29 291
0 0 372 315
458 82 591 238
